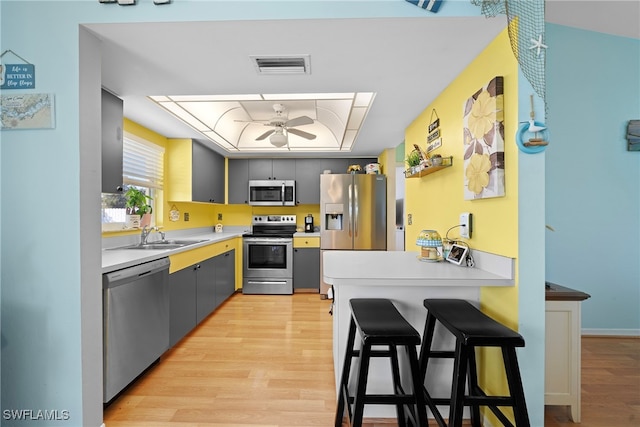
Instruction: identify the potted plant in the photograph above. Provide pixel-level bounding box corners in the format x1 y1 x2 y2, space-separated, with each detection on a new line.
406 150 422 175
124 187 153 228
430 153 443 166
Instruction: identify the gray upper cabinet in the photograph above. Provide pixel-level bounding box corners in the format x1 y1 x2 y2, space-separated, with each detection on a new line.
228 159 249 204
249 159 295 180
271 159 296 180
192 141 225 203
101 89 123 194
294 159 325 205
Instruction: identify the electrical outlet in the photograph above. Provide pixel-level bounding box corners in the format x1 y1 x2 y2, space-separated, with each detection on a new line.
184 212 190 222
460 212 472 238
218 213 223 220
408 213 412 225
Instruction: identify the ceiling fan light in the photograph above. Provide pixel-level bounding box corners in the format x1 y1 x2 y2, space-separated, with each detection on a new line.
270 132 288 147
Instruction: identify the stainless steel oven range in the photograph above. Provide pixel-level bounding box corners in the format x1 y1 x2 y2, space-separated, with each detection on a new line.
242 214 296 295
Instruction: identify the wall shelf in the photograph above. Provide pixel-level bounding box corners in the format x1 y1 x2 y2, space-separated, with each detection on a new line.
405 156 453 178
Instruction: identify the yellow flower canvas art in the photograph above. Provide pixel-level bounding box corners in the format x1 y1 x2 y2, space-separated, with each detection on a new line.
462 76 505 199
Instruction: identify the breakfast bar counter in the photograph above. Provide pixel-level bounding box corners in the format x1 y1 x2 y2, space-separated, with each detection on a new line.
323 250 515 419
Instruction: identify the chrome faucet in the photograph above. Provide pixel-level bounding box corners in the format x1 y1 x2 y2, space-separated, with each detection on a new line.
140 225 153 245
140 225 164 245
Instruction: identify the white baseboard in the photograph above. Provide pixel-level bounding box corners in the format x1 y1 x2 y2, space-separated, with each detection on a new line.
582 328 640 337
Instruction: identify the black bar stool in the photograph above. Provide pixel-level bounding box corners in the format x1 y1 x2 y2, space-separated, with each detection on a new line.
418 299 530 427
335 298 428 427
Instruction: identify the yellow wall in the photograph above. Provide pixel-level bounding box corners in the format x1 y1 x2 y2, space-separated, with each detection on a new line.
404 27 519 422
405 27 518 260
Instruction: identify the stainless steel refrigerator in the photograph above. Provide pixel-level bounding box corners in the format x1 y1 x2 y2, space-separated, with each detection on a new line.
320 173 386 295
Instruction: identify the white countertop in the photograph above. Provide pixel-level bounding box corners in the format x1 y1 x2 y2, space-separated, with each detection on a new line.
293 231 320 237
102 230 245 274
323 250 514 287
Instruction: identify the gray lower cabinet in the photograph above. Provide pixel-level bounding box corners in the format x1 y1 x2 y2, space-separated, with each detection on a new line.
195 257 217 324
214 250 235 308
169 249 236 347
169 265 197 347
293 247 320 291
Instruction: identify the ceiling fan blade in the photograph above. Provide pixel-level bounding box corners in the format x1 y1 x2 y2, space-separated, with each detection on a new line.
285 116 314 127
287 128 317 140
256 129 275 141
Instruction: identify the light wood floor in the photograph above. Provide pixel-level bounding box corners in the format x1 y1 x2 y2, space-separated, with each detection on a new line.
544 336 640 427
104 293 639 427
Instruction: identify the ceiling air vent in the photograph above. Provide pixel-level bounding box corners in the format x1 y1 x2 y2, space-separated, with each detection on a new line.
250 55 311 75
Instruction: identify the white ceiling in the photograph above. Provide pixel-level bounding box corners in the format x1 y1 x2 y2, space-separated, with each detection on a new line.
87 1 639 158
150 93 376 152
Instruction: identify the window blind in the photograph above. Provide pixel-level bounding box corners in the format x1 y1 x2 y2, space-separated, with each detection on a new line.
123 134 164 189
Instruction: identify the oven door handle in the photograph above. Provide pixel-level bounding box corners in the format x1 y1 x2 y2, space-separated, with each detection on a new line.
244 238 292 244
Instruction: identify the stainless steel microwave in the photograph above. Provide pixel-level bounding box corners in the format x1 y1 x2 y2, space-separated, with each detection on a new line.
248 180 296 206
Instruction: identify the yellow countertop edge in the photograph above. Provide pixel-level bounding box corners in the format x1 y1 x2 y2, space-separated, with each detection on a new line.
169 239 239 273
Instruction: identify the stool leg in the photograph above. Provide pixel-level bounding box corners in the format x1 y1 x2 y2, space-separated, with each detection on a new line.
419 313 447 427
502 347 530 427
466 347 481 427
335 317 358 427
407 344 429 427
389 344 408 427
418 313 437 380
448 341 468 427
351 342 372 427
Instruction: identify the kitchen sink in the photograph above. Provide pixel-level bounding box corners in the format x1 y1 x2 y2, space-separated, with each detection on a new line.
110 239 209 250
121 243 186 250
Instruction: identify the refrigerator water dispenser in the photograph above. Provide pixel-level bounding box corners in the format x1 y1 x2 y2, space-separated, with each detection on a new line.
324 203 343 230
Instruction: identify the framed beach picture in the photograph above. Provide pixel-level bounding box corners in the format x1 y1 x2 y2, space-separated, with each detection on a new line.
0 93 55 130
462 77 505 200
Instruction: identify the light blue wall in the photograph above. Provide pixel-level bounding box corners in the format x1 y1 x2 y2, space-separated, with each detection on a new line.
546 23 640 334
517 72 546 427
0 1 544 426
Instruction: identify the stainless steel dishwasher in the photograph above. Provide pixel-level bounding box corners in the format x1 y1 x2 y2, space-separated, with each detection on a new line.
103 257 170 403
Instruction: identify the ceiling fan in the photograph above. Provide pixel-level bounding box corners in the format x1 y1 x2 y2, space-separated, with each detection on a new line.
241 103 316 147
